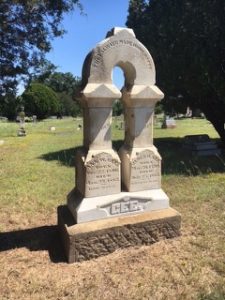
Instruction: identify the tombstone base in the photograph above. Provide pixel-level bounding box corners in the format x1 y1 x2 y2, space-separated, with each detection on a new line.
57 205 181 263
67 188 169 223
17 129 26 136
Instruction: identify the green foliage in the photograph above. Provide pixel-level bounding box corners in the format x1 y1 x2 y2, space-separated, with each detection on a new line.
127 0 225 142
34 71 82 117
154 103 164 115
22 83 60 119
0 93 21 120
0 0 82 97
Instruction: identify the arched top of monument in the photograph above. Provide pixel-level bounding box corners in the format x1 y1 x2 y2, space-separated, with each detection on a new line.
81 27 156 89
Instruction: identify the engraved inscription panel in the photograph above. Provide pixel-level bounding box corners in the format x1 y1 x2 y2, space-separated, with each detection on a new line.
93 38 153 70
85 152 120 197
130 150 161 191
99 196 151 216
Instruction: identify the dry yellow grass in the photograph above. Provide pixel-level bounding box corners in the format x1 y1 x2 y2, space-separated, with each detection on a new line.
0 206 224 300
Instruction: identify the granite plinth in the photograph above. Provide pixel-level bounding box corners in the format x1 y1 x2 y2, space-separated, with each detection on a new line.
58 205 181 263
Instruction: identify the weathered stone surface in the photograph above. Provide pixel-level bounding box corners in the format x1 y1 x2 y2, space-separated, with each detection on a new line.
58 205 181 263
67 27 175 225
85 151 120 196
82 27 155 87
120 146 161 192
67 188 169 223
75 149 121 198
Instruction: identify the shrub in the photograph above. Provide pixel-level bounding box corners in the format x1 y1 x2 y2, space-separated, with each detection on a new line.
22 83 60 119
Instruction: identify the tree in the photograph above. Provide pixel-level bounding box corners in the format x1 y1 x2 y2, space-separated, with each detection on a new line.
34 71 82 116
22 83 60 119
0 0 82 98
0 93 21 120
127 0 225 143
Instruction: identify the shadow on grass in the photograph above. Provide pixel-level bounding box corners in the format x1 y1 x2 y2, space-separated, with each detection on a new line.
155 137 225 175
0 225 66 263
40 147 76 167
40 138 225 175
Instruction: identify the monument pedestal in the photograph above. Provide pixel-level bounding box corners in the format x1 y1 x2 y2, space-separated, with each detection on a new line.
67 188 169 223
58 205 181 263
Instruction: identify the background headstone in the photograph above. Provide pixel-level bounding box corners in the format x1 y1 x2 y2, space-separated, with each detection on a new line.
17 106 26 137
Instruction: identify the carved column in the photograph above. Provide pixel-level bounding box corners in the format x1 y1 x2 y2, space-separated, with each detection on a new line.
73 83 121 199
119 85 164 192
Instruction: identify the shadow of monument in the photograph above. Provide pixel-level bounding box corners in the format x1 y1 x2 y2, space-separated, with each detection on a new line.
39 138 225 176
154 137 225 175
0 225 66 263
40 147 76 167
114 138 225 175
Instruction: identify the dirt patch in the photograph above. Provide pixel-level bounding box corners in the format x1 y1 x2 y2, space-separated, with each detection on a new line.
0 210 224 300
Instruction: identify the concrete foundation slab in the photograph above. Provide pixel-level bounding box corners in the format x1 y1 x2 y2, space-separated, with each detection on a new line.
58 205 181 263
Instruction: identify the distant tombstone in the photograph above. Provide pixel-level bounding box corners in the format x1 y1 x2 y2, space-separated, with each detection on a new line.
162 116 176 129
17 106 26 137
32 115 37 123
183 134 221 156
166 118 176 128
58 27 181 263
186 107 192 117
77 124 82 131
0 117 8 122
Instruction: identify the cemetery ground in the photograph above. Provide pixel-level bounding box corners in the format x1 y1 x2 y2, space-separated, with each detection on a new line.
0 117 225 300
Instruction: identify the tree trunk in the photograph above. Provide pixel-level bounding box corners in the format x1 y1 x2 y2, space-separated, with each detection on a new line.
211 119 225 145
204 110 225 145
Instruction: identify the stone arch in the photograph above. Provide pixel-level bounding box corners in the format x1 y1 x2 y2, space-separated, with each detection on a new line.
80 28 163 151
81 27 155 90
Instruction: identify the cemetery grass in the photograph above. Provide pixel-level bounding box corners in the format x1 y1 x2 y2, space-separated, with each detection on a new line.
0 117 225 300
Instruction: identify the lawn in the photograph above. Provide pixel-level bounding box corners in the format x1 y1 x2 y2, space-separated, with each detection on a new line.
0 117 225 300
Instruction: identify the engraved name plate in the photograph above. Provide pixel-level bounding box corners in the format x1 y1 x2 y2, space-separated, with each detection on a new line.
85 152 120 197
130 150 161 191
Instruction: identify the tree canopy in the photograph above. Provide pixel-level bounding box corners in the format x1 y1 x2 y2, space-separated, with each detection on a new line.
34 71 82 117
22 83 60 119
0 0 82 98
127 0 225 143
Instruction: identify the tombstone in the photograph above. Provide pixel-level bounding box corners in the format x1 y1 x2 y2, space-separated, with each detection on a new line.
0 117 8 122
32 115 37 124
17 106 26 137
58 27 181 263
186 107 192 117
183 134 221 156
161 116 176 129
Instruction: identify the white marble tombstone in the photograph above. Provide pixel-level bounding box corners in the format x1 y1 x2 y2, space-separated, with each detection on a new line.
67 27 170 223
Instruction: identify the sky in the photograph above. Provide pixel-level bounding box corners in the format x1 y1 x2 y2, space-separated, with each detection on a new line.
46 0 130 89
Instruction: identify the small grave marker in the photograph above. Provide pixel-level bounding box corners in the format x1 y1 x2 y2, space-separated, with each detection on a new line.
183 134 221 156
17 106 26 137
